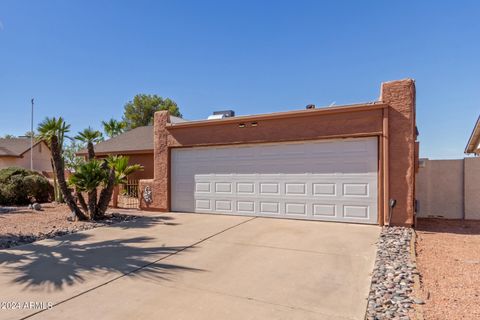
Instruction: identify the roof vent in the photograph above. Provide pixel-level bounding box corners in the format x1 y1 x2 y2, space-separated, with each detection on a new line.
306 104 315 109
208 110 235 120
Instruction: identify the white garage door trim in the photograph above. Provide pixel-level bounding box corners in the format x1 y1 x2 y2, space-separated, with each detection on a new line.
171 137 378 224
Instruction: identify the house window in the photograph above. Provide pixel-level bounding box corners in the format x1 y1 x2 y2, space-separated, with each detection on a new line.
38 143 42 153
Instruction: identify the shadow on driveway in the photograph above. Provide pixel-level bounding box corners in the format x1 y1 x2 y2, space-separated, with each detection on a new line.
0 227 202 291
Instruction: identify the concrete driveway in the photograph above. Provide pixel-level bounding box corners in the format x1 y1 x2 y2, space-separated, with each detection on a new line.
0 212 379 320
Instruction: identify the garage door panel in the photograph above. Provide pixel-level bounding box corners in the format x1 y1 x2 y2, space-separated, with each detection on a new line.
172 138 378 224
312 204 337 217
343 205 370 219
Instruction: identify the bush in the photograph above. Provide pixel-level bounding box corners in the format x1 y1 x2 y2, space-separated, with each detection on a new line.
0 167 53 205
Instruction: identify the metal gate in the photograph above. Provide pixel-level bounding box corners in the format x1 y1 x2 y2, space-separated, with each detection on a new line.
117 179 139 209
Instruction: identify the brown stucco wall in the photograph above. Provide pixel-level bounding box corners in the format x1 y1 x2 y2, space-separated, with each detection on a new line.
380 79 417 226
167 108 384 147
125 153 154 180
140 79 417 226
96 152 154 180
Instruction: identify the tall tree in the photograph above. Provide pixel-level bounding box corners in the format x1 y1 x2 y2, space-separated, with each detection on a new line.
122 94 181 130
37 117 70 203
39 118 142 220
102 118 126 138
74 127 103 215
75 127 103 161
37 117 87 219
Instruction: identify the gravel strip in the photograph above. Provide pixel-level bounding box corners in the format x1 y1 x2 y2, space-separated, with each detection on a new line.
0 204 139 249
366 227 421 320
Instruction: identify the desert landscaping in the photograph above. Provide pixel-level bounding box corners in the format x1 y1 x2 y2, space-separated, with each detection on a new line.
0 203 139 249
415 219 480 320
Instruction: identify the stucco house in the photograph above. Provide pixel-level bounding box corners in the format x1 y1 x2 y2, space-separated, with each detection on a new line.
139 79 419 227
465 115 480 155
76 116 186 180
0 137 51 174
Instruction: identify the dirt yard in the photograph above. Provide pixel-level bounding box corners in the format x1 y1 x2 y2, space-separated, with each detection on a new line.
0 203 139 249
415 218 480 320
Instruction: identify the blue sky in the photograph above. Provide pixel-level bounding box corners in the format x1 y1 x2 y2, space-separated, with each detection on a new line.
0 0 479 159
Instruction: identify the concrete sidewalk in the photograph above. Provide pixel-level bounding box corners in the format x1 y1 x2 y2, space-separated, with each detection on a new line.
0 212 379 320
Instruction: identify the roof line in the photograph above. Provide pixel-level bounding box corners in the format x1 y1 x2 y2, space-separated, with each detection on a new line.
18 140 48 157
465 115 480 154
77 149 153 156
166 102 387 129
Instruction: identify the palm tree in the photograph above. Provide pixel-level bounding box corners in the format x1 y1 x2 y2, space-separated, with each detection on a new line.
74 127 103 214
101 119 126 138
69 156 143 219
38 119 142 220
37 117 88 220
109 155 143 185
37 117 71 203
75 127 103 161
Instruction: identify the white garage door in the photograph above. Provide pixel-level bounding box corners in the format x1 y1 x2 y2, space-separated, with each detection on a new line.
171 137 378 224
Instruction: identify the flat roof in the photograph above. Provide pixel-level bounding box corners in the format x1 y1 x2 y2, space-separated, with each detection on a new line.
167 101 386 129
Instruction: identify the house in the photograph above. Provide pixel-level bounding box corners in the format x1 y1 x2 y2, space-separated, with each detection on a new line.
465 115 480 155
76 116 186 180
139 79 419 227
0 137 51 174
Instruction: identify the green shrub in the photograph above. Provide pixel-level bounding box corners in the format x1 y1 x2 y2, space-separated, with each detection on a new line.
0 167 53 205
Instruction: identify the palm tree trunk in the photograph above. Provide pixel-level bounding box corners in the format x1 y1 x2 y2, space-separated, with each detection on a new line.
96 168 116 218
87 142 95 161
76 190 88 213
50 158 60 202
50 136 89 221
87 189 97 219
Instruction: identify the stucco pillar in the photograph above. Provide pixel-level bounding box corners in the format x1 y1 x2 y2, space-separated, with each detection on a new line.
138 111 170 211
380 79 417 226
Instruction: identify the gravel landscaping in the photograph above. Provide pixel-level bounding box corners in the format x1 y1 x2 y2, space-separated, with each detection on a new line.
0 203 139 249
416 218 480 320
366 227 420 320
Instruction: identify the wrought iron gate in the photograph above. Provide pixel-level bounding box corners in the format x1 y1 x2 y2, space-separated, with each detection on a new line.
117 179 139 209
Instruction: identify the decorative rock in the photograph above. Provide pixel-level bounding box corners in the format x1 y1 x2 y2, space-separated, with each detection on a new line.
365 227 419 319
32 203 42 211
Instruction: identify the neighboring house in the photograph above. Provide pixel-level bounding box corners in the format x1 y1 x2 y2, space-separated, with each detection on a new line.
465 115 480 155
139 79 419 227
0 137 51 174
76 116 186 180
